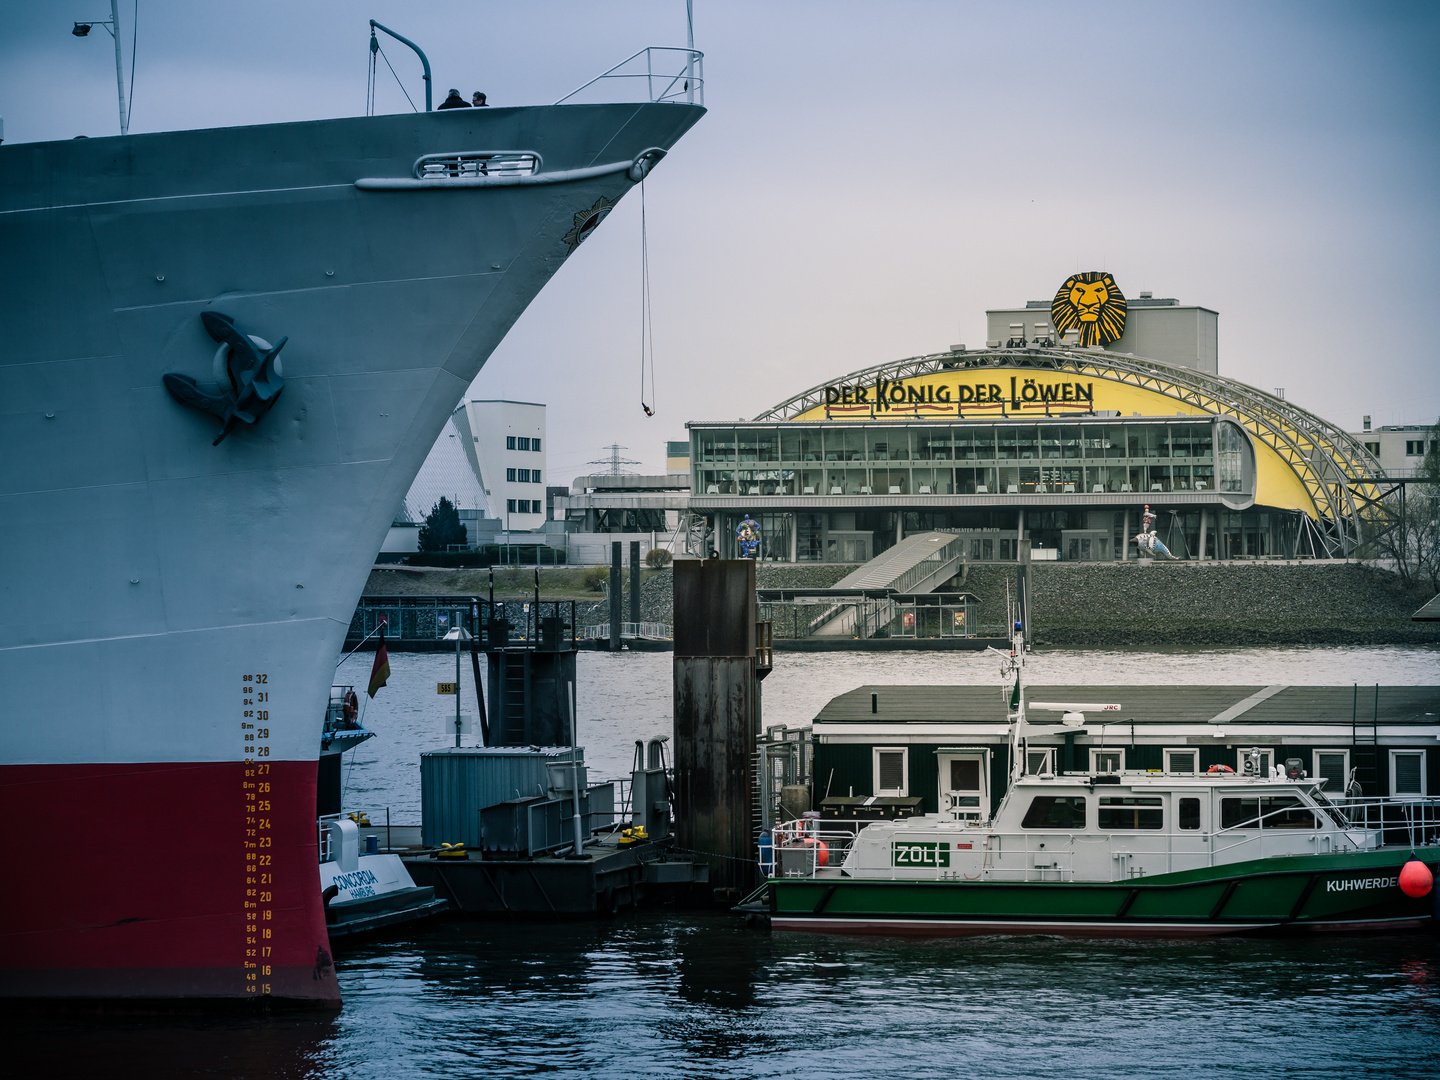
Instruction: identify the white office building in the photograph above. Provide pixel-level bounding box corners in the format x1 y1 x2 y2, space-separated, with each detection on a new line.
455 399 548 531
1350 417 1437 477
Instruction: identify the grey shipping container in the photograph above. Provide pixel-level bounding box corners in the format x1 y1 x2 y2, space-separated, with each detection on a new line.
421 746 585 849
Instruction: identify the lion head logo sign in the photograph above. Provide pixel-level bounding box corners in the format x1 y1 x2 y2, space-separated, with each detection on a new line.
1050 271 1127 348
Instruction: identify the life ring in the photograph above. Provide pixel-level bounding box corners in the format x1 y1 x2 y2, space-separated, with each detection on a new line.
797 837 829 867
343 690 359 725
1206 764 1234 774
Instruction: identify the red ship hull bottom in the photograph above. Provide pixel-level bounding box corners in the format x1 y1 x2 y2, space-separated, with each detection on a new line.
0 761 339 1007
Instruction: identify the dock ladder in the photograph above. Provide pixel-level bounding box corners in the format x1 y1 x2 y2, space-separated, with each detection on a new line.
1351 683 1380 796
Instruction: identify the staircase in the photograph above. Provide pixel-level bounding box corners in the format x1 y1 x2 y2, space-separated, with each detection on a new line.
807 532 968 638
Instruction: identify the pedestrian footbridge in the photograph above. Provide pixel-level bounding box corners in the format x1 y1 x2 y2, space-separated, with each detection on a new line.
831 531 968 594
763 532 972 639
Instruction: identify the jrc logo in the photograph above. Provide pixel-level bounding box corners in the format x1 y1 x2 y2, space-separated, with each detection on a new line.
892 841 950 868
1324 875 1398 893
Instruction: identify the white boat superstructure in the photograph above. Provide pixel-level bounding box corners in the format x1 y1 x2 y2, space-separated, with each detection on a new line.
792 773 1438 884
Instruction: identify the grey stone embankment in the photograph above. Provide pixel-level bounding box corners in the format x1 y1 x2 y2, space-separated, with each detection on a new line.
362 561 1437 647
956 561 1439 647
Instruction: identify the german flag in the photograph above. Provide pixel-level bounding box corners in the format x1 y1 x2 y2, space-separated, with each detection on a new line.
367 620 391 698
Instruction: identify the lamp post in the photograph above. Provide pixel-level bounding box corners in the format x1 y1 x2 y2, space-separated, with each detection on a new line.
442 625 472 746
72 0 129 135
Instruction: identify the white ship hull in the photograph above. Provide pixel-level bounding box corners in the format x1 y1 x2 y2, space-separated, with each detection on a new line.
0 102 703 1003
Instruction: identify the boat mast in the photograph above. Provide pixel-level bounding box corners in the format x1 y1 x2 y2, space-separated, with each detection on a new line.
1000 539 1032 784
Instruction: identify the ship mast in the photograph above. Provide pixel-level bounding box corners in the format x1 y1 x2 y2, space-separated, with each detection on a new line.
998 540 1032 784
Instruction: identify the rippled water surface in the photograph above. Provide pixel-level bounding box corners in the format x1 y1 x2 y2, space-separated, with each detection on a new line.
10 646 1438 1078
11 920 1440 1079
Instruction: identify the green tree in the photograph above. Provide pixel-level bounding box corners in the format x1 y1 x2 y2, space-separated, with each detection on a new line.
418 496 467 552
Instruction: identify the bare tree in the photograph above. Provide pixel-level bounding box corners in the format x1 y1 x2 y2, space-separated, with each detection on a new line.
1367 421 1440 592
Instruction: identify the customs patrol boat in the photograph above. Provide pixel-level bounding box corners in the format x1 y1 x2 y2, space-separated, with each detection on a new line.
0 47 703 1004
755 552 1439 936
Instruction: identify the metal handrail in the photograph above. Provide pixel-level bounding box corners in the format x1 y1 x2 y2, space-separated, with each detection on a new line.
555 47 704 106
578 621 671 640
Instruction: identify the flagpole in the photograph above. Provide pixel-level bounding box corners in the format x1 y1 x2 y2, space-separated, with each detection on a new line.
366 620 392 699
336 619 386 668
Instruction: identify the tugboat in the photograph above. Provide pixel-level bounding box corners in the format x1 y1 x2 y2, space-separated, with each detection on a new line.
316 686 447 939
752 546 1440 936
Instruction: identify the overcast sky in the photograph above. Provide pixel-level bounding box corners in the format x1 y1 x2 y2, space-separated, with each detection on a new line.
3 1 1436 478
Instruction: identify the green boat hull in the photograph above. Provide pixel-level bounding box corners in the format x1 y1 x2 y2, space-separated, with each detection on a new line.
766 850 1439 937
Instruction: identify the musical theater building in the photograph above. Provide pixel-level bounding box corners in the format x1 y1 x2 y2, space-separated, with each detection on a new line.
685 274 1380 564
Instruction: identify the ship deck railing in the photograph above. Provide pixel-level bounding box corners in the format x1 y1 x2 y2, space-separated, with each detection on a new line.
555 47 704 107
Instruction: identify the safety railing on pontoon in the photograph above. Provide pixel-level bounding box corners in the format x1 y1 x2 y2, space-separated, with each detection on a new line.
578 621 672 641
555 47 704 106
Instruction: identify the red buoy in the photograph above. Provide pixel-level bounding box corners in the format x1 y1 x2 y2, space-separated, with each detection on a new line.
1399 859 1434 898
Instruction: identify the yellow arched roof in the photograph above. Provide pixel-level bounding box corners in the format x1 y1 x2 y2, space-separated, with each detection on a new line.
755 347 1383 555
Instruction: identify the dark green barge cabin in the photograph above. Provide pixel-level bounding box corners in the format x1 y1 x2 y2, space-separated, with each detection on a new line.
809 685 1440 821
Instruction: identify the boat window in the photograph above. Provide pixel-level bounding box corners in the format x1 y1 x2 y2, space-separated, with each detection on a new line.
1165 749 1197 775
1178 797 1201 830
1263 797 1318 828
1221 798 1260 829
1220 796 1317 829
1098 796 1163 830
1021 796 1086 829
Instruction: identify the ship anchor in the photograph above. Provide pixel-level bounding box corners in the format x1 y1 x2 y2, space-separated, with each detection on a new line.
163 311 288 445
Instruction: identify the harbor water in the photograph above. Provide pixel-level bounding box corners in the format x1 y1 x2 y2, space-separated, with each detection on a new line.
332 645 1440 822
11 646 1439 1079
